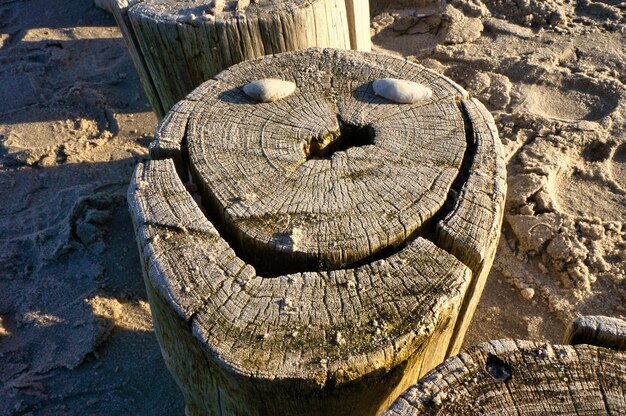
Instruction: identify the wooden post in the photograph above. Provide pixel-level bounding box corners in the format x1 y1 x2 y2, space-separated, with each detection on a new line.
344 0 371 52
564 315 626 351
385 340 626 415
128 48 506 415
103 0 165 117
104 0 352 119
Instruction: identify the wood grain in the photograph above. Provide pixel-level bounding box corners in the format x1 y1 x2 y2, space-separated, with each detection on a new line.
344 0 371 51
129 157 471 415
129 48 506 415
185 48 468 274
436 97 506 356
102 0 165 116
385 340 626 415
105 0 353 118
564 315 626 351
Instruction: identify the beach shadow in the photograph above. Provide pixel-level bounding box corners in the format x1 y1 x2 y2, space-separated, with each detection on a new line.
371 12 449 58
0 158 184 415
0 0 115 49
217 86 256 104
0 0 152 121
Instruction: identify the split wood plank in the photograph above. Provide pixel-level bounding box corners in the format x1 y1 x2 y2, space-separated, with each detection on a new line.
385 340 626 415
129 48 506 415
436 97 506 356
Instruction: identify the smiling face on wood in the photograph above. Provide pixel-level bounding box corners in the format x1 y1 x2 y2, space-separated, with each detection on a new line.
185 49 469 274
132 47 506 415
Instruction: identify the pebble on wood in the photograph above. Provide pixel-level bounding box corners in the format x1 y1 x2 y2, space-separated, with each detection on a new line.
373 78 433 104
243 78 297 103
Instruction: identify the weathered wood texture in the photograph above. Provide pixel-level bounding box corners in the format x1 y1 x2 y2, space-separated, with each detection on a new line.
105 0 355 119
436 97 506 356
385 340 626 415
103 0 165 116
344 0 371 51
564 315 626 351
129 48 506 415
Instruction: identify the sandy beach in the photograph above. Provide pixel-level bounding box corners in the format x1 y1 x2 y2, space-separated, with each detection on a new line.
0 0 624 414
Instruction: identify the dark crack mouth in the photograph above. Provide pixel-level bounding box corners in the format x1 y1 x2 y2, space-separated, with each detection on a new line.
182 102 475 277
304 117 376 160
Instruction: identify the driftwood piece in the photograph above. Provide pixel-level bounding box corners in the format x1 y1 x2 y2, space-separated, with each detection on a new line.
106 0 355 118
564 315 626 351
129 48 506 415
385 340 626 415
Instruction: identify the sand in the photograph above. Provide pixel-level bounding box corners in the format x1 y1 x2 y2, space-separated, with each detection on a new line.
0 0 624 414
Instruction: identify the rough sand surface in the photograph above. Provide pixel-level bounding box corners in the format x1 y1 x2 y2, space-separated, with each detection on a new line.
0 0 624 414
371 0 625 345
0 1 183 414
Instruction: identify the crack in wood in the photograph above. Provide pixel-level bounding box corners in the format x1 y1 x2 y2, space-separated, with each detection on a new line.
175 100 477 277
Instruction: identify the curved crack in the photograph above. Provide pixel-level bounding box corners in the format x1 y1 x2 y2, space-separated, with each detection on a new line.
179 100 477 277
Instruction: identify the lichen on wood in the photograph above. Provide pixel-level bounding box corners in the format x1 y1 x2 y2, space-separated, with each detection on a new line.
129 48 506 415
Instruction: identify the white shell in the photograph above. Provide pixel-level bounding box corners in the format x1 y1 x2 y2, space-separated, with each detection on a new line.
243 78 296 103
372 78 433 104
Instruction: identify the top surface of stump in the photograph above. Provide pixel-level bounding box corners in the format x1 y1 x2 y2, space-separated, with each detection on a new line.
184 48 468 271
134 0 315 20
385 340 626 415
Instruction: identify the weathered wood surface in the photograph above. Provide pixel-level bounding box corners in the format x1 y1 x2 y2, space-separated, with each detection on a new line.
105 0 355 119
564 315 626 351
436 97 506 356
102 0 165 116
344 0 371 51
129 48 506 415
385 340 626 415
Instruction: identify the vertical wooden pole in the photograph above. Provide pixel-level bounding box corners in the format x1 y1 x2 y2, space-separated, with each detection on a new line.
129 48 507 416
344 0 371 51
104 0 166 118
106 0 353 118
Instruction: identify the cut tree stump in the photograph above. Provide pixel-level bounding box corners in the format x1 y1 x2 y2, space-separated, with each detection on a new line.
128 48 506 415
564 315 626 352
384 339 626 415
104 0 369 119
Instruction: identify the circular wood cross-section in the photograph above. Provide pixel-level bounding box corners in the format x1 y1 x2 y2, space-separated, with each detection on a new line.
131 48 506 415
385 340 626 415
564 315 626 351
186 50 467 274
